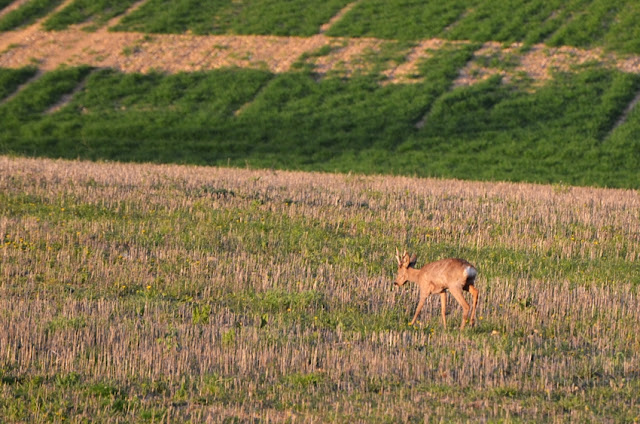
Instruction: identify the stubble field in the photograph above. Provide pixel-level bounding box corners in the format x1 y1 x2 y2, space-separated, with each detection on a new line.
1 156 639 422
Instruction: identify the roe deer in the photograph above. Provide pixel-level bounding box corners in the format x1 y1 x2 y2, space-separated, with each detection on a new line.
394 248 479 329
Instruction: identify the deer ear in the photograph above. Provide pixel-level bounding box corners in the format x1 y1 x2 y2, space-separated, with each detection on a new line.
409 254 417 267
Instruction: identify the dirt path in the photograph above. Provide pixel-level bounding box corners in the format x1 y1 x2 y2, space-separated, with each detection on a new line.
1 0 640 86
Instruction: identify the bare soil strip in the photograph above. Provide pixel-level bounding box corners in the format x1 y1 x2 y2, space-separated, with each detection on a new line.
2 28 640 86
611 88 640 132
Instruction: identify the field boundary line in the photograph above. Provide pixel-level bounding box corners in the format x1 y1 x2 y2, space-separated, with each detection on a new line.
319 1 360 34
414 42 484 129
30 0 153 68
382 39 449 84
44 68 94 114
232 74 277 117
34 0 75 28
0 0 30 20
441 7 473 36
104 0 150 31
414 98 437 130
608 88 640 135
0 0 75 54
0 68 43 106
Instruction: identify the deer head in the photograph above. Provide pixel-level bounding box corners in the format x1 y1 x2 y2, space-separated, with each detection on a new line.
394 247 417 286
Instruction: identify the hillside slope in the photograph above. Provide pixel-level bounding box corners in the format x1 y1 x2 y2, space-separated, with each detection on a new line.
1 0 640 188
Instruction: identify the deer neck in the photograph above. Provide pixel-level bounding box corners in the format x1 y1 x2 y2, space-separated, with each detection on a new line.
406 267 422 283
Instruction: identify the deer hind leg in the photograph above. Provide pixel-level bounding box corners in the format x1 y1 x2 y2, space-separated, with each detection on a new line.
410 295 427 326
449 287 470 330
440 292 447 328
467 285 479 327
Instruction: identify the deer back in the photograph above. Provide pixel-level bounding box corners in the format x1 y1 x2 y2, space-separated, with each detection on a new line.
418 258 476 292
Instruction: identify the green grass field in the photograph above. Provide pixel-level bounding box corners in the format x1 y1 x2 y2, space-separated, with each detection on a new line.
1 156 639 422
2 0 640 188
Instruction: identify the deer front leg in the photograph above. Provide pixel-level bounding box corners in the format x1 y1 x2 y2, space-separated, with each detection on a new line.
409 295 427 326
440 292 447 328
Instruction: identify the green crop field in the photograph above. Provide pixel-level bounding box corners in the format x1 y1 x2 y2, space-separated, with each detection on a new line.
2 0 640 188
1 156 639 422
329 0 640 54
2 58 640 188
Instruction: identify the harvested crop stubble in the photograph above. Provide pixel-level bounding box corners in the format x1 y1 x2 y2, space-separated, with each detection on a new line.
0 156 639 422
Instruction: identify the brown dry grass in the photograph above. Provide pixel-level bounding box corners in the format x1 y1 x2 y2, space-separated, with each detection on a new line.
1 156 639 422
